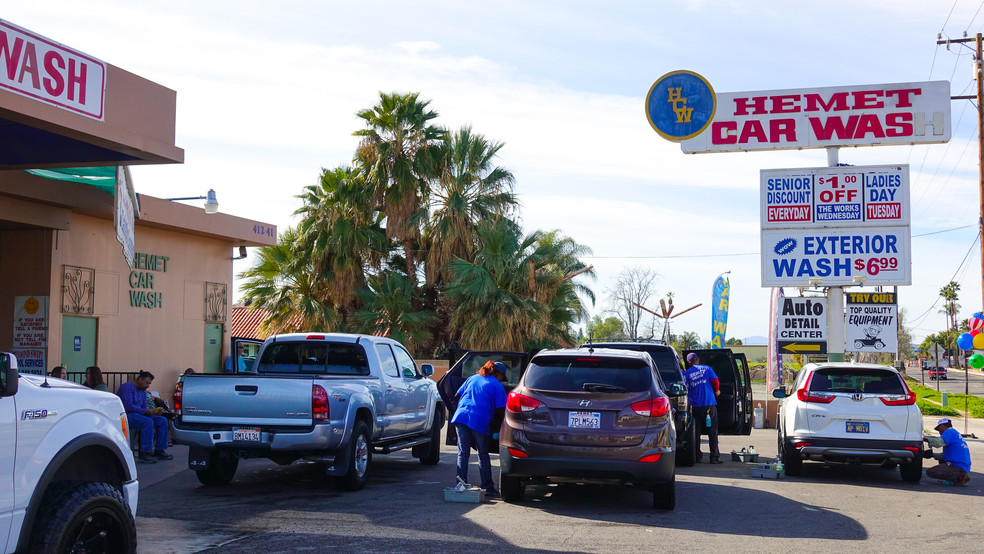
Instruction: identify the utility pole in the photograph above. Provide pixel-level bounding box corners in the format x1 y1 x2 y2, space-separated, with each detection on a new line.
937 33 981 436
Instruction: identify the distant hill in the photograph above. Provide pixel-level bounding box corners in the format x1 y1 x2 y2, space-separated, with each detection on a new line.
743 335 768 346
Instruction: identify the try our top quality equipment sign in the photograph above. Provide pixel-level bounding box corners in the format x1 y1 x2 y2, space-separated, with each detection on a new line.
680 81 950 153
761 165 909 228
845 291 898 353
0 19 107 120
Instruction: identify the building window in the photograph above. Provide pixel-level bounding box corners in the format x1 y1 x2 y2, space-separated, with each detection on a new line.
205 282 227 322
62 265 95 314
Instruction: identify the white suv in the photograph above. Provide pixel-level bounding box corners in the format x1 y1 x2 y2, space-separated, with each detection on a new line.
774 362 923 482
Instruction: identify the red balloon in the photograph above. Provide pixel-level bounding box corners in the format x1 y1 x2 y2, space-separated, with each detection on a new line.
972 330 981 337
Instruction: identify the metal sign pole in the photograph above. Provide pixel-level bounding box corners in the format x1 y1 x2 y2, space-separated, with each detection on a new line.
826 147 846 363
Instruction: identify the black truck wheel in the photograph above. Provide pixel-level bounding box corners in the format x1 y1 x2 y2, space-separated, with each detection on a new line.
335 421 372 491
419 411 443 466
31 481 137 553
196 451 239 486
652 473 676 510
500 473 524 502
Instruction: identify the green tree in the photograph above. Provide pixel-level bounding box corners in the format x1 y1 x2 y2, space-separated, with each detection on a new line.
587 316 625 340
725 337 743 346
939 281 961 361
674 331 701 351
425 125 517 286
354 92 445 280
351 272 434 353
238 227 338 333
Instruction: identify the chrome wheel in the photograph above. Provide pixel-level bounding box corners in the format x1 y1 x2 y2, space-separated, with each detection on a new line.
354 433 369 478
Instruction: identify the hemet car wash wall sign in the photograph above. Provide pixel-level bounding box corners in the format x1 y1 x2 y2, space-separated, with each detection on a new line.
0 20 107 120
761 226 911 287
761 165 909 228
776 297 827 354
679 81 950 153
845 291 898 353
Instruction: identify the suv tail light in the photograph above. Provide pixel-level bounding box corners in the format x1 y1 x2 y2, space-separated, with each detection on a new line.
880 391 917 406
631 397 670 417
506 391 541 413
797 373 835 403
173 382 183 416
312 385 329 420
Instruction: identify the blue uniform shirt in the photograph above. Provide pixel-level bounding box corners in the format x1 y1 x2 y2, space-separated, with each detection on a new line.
684 364 718 408
941 427 972 473
117 381 148 414
450 374 507 435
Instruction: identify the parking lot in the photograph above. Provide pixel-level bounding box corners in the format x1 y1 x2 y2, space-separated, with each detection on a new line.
135 415 983 553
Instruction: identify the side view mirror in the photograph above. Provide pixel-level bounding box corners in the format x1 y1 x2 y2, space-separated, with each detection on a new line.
667 383 687 397
1 352 19 398
772 388 788 399
420 363 434 377
402 367 417 379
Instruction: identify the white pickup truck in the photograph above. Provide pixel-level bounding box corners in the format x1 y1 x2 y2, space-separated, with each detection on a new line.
1 352 138 553
172 333 445 490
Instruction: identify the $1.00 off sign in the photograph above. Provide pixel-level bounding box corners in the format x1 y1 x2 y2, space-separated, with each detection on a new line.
776 297 828 355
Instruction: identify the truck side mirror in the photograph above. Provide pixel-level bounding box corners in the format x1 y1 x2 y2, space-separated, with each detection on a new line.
667 383 687 397
772 388 787 399
402 367 417 379
420 363 434 377
1 352 18 397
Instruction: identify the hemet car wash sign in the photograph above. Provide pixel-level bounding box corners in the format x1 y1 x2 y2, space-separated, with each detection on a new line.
776 297 827 355
680 81 950 153
761 226 911 287
761 165 909 228
0 20 106 120
845 291 898 353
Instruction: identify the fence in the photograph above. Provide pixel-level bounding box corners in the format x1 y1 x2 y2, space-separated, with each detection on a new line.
64 371 141 394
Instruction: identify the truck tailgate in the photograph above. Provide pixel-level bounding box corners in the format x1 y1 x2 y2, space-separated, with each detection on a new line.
180 375 315 426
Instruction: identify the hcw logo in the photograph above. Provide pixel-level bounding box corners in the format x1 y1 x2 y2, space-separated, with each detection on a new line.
667 87 693 123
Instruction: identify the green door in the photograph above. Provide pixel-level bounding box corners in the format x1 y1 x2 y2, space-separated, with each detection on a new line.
61 316 97 373
204 324 223 374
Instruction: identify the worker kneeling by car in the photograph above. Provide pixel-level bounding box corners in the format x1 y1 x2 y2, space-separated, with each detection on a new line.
923 418 972 486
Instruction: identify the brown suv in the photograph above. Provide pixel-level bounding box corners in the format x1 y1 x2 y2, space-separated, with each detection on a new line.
498 348 680 509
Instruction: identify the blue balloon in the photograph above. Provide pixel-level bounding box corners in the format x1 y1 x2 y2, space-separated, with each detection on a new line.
957 332 974 351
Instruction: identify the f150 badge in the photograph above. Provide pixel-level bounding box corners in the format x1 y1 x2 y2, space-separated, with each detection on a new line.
21 409 54 420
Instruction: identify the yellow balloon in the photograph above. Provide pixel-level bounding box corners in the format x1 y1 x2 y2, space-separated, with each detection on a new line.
974 333 984 350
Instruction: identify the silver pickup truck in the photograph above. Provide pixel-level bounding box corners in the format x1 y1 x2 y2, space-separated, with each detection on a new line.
171 333 445 491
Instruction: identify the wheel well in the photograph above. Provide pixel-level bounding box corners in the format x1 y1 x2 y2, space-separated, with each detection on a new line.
435 402 445 426
355 407 373 434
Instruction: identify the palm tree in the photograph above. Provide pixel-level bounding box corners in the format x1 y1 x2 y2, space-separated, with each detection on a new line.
675 331 701 351
425 126 517 285
354 92 445 281
445 219 546 350
351 272 435 353
238 227 338 333
939 281 961 361
294 166 387 320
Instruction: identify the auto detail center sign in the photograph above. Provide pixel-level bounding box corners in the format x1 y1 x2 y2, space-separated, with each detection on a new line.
760 165 911 287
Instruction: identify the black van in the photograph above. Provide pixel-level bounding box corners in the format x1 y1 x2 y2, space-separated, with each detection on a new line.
682 348 753 435
580 341 696 466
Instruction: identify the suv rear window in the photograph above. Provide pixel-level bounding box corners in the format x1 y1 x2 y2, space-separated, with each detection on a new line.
525 356 653 392
809 368 903 394
586 343 682 384
256 342 370 375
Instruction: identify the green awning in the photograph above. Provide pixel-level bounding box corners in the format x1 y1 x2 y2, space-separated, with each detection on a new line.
25 167 117 195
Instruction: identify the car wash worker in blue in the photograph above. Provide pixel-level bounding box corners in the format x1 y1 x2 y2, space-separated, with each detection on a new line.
924 417 972 486
451 360 507 497
684 353 722 464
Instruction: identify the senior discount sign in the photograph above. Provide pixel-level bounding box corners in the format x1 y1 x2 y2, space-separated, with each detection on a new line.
681 81 949 153
761 227 911 287
761 165 909 227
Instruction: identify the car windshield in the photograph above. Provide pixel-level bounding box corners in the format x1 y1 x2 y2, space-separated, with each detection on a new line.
256 342 370 375
525 356 652 392
809 368 904 394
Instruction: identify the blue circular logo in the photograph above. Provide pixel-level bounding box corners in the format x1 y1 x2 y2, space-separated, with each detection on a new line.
645 71 715 142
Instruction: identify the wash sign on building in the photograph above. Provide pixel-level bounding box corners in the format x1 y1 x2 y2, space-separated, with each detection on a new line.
760 165 912 287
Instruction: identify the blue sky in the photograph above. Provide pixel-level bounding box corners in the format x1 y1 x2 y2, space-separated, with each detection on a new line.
7 1 984 345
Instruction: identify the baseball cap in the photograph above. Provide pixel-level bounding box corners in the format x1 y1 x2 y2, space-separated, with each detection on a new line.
686 353 699 364
935 417 952 430
493 361 507 372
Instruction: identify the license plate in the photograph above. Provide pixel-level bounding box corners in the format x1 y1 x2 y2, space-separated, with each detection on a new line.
568 411 601 429
846 421 869 433
233 427 261 442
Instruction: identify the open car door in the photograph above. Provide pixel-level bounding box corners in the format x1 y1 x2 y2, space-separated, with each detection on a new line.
231 336 263 373
683 348 750 435
733 352 753 435
437 350 529 446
